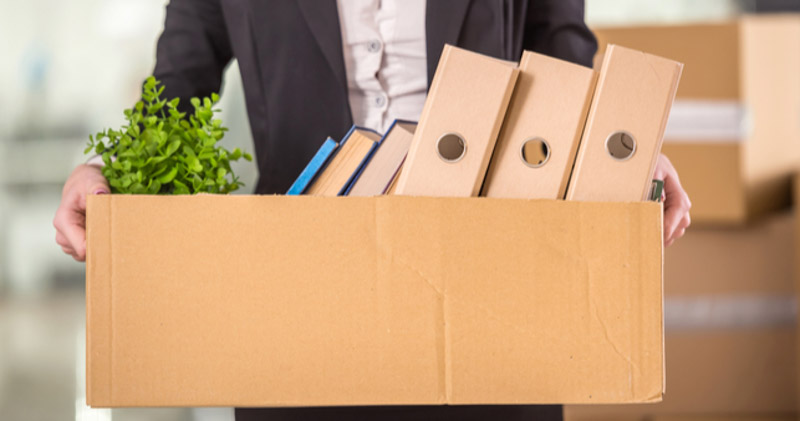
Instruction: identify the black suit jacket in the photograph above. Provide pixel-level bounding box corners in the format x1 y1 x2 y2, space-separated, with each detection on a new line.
153 1 594 419
153 0 596 196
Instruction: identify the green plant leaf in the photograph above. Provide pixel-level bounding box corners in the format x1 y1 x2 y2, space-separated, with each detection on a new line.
158 167 178 183
166 140 180 157
83 77 251 195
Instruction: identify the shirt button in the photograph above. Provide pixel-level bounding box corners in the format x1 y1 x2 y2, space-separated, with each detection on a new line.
367 39 382 53
374 94 387 108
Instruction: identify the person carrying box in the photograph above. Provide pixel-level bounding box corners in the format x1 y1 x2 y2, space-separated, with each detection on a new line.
53 0 692 419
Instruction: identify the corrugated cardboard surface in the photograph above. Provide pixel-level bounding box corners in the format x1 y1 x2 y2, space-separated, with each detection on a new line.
795 175 800 413
565 210 798 421
594 22 740 100
653 416 796 421
660 143 747 226
593 16 800 225
86 195 663 407
565 328 798 421
739 16 800 217
664 211 794 296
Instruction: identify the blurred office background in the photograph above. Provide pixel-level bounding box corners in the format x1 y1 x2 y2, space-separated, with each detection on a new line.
0 0 798 420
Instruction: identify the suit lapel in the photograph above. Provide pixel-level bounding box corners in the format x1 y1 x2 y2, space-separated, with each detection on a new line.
297 0 348 93
425 0 472 86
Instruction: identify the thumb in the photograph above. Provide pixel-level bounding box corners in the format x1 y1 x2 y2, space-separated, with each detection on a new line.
80 173 111 210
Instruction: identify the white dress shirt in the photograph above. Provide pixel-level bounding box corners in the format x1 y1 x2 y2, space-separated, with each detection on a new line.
336 0 428 134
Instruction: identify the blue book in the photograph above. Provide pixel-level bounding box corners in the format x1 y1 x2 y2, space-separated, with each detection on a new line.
286 137 338 195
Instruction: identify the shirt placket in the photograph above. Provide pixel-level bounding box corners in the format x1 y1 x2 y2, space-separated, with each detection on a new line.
363 31 387 132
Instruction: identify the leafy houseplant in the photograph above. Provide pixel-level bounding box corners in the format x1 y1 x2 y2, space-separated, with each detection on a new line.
85 76 252 194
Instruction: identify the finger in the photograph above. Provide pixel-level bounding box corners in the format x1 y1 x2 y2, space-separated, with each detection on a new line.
663 204 683 244
56 231 70 248
672 227 686 243
665 208 692 246
659 156 688 205
55 207 88 260
663 189 690 245
652 154 669 180
66 248 81 262
679 212 691 231
81 177 111 209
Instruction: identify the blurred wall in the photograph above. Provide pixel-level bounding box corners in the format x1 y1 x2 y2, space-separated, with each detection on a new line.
0 0 256 296
587 0 741 25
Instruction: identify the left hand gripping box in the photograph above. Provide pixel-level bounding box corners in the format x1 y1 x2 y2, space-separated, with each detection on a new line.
85 195 663 407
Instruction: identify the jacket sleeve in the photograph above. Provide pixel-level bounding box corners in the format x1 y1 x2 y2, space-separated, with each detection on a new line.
522 0 598 68
152 0 233 108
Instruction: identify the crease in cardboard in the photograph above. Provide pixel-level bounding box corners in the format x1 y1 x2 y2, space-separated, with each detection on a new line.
431 203 452 403
578 203 641 400
589 284 640 397
373 198 450 403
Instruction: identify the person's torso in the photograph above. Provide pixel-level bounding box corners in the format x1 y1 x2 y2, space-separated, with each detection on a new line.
218 0 523 194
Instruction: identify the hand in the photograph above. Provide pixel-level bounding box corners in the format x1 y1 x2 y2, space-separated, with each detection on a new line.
53 164 110 261
654 154 691 247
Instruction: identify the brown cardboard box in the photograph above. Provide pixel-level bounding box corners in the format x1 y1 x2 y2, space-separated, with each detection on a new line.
653 416 796 421
565 328 798 421
794 175 800 412
593 15 800 225
664 211 794 296
86 195 663 407
565 211 798 420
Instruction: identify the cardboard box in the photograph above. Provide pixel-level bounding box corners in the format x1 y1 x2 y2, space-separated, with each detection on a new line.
794 175 800 412
565 328 798 421
664 211 794 297
653 416 796 421
566 211 798 420
593 15 800 225
86 195 663 407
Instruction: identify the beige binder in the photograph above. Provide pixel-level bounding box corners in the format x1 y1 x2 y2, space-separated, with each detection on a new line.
566 45 683 202
394 45 519 197
482 51 597 199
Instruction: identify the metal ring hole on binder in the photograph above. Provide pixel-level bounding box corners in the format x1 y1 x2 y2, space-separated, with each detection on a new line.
436 133 466 163
605 131 636 161
520 137 550 168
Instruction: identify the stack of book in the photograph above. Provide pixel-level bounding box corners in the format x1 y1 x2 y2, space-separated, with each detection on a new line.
287 121 417 197
289 44 682 201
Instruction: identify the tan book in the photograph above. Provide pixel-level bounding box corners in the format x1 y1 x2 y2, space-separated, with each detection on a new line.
306 127 381 196
566 45 683 202
348 120 417 197
482 51 597 199
384 162 403 195
394 45 519 197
